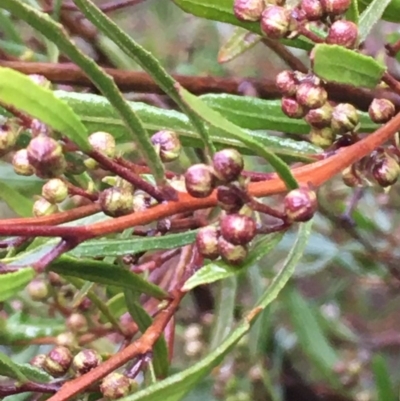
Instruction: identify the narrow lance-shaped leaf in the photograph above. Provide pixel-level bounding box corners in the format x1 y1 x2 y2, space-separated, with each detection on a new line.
0 268 35 302
0 352 28 383
72 0 216 157
312 44 386 88
49 255 168 299
358 0 392 41
0 67 90 151
119 220 313 401
0 180 33 217
218 27 262 64
0 0 166 184
177 85 299 189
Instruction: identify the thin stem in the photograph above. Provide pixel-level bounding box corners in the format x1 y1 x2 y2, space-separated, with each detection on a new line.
0 380 61 397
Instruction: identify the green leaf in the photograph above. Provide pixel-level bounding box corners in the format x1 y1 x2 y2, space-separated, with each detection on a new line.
15 363 53 383
172 0 313 51
0 268 35 302
177 86 298 189
52 91 321 159
119 221 313 401
200 93 379 134
0 67 89 151
0 0 166 183
218 27 261 64
312 44 386 88
99 293 127 323
125 289 169 378
49 255 168 299
0 312 64 343
0 352 28 382
358 0 400 23
372 355 396 401
72 0 215 157
183 232 284 291
0 180 33 217
346 0 359 23
70 231 198 258
283 287 339 382
358 0 392 42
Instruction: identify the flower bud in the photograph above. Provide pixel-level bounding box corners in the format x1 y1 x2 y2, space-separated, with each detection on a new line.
371 154 400 187
27 135 66 178
99 187 134 217
56 332 77 348
309 126 336 148
320 0 351 15
0 124 19 156
88 131 116 158
326 20 358 49
260 6 291 39
196 226 220 260
29 74 51 89
281 97 306 118
212 148 244 183
151 130 181 162
43 346 73 377
233 0 265 21
100 372 133 400
305 102 333 128
30 354 47 369
33 197 59 217
218 237 248 266
296 82 327 109
342 166 363 187
66 313 88 333
220 214 256 245
275 70 298 97
185 164 216 198
42 178 68 204
217 185 244 213
300 0 324 20
284 187 317 222
71 349 102 376
27 279 49 301
65 152 86 175
331 103 359 133
12 149 35 176
132 191 151 212
368 99 395 124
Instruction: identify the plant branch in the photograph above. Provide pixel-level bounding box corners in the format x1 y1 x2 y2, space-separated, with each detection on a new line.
1 61 399 112
0 380 61 397
47 290 184 401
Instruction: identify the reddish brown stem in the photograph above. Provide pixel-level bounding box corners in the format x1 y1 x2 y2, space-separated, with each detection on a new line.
42 0 147 13
47 290 184 401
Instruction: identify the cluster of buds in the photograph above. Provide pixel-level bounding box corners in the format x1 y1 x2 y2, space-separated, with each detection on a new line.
234 0 357 47
276 71 360 148
32 178 69 217
196 211 257 265
184 148 244 198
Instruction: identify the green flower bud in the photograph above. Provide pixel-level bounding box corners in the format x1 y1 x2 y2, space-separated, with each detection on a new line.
260 5 291 39
331 103 359 134
100 372 133 400
342 166 363 187
66 313 88 333
371 153 400 187
218 237 248 266
305 103 333 128
296 82 328 109
275 70 298 97
309 126 336 148
42 178 68 204
99 187 134 217
300 0 324 20
88 131 116 158
43 346 73 377
132 191 151 212
12 149 35 176
281 96 306 118
196 226 220 260
0 123 19 156
151 130 182 163
27 279 49 301
33 197 59 217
